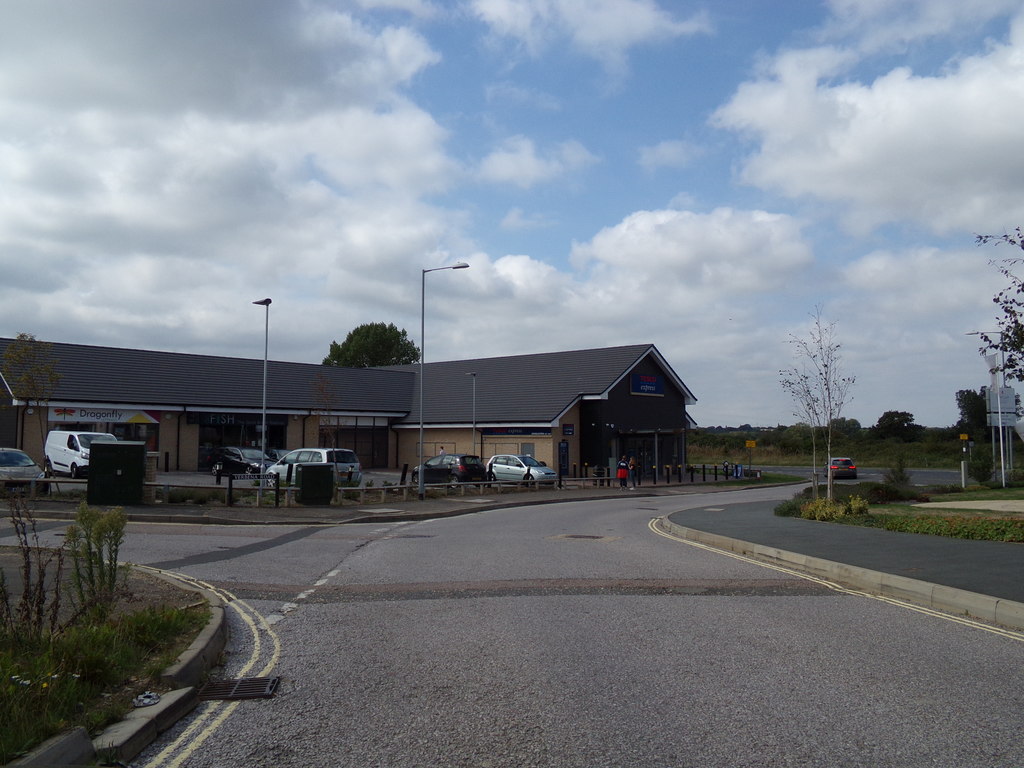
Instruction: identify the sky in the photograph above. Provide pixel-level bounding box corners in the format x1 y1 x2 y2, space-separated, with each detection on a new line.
2 0 1024 429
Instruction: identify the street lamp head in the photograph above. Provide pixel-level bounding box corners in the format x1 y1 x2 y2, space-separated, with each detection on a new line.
253 298 272 306
423 262 470 275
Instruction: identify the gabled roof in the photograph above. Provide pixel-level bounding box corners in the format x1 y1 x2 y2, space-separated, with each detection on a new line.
0 338 696 425
0 338 413 414
388 344 696 425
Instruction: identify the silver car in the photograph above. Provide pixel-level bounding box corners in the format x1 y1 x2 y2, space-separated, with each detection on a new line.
269 448 362 486
0 448 45 488
487 454 558 483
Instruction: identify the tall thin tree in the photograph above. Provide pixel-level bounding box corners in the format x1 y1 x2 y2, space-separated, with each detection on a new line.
779 306 856 499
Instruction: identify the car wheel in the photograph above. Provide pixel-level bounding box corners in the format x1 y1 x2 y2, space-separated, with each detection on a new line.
449 472 460 484
523 471 532 481
44 459 53 478
70 464 80 479
487 470 496 481
211 463 223 476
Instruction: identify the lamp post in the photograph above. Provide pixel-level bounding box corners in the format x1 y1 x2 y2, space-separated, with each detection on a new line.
419 262 469 500
253 298 272 504
467 371 477 456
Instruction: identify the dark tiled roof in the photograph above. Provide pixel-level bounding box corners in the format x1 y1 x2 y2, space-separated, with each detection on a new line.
0 338 413 413
0 339 695 425
388 344 696 425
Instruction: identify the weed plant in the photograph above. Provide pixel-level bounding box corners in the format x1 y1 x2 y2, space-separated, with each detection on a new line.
64 504 127 618
0 493 65 640
166 487 225 505
1 497 206 763
0 605 206 763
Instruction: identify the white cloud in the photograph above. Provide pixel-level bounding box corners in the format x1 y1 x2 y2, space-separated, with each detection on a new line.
822 0 1021 53
478 135 597 187
638 139 699 172
469 0 711 73
500 207 552 229
569 207 813 291
713 13 1024 234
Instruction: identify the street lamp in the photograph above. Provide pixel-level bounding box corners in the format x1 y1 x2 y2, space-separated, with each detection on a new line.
467 372 477 457
253 298 272 504
419 262 469 500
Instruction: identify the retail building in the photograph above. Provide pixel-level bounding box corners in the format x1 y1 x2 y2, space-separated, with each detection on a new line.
0 338 696 478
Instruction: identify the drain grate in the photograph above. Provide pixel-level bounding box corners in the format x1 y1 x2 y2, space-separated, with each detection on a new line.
198 676 281 701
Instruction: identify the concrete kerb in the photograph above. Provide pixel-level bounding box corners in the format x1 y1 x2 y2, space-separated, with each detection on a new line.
655 517 1024 633
8 573 227 767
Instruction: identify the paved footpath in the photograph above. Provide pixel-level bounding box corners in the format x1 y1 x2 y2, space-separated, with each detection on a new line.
665 500 1024 604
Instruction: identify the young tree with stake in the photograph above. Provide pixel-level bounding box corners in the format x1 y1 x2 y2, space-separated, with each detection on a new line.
779 306 855 499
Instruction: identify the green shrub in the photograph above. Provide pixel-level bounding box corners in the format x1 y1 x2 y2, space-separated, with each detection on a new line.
166 488 224 505
773 498 803 517
800 498 849 521
968 451 994 484
882 455 911 488
847 495 869 515
870 515 1024 542
863 482 924 504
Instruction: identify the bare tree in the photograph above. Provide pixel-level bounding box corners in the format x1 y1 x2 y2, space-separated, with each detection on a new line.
311 372 340 448
1 333 61 447
779 306 855 499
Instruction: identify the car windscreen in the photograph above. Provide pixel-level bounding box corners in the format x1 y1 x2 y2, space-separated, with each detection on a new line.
80 434 115 448
0 452 35 467
519 456 542 467
326 450 357 464
239 448 266 460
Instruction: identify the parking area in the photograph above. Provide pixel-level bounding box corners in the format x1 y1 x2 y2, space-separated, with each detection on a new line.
155 468 404 488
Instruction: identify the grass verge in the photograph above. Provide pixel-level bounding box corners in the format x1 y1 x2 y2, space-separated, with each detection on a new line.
776 481 1024 542
0 603 207 763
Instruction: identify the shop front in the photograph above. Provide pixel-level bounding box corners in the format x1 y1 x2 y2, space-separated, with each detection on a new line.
187 411 288 470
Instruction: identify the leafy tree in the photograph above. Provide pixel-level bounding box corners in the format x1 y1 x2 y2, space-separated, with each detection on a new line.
323 322 419 368
976 227 1024 380
1 333 61 445
829 417 862 440
779 306 856 498
870 410 924 442
954 388 987 437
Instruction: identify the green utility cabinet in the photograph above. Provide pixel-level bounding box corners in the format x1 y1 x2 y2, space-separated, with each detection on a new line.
296 464 334 505
87 441 146 506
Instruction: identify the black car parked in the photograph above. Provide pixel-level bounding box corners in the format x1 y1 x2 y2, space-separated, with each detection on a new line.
412 453 488 484
210 446 272 476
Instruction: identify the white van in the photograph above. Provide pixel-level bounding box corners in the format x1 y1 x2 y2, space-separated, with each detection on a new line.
44 430 117 478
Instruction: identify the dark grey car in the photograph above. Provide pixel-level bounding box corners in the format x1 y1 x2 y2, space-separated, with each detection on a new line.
826 457 857 479
412 454 487 484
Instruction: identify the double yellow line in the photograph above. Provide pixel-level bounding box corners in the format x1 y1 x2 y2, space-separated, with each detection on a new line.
136 569 282 768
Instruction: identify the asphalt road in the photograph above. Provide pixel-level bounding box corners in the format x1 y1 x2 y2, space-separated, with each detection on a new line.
10 485 1024 767
759 464 963 486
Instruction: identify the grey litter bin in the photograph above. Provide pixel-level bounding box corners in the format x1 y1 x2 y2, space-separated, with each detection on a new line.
296 464 334 505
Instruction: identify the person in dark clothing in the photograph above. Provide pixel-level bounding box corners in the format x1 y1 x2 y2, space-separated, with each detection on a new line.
616 455 629 489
